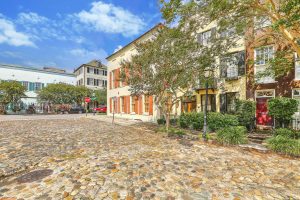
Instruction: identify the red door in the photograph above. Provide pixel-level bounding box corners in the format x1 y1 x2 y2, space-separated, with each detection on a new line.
256 98 273 126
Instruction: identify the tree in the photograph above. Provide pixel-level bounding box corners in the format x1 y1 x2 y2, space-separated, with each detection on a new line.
160 0 300 76
38 83 91 105
95 89 107 105
268 97 298 128
0 81 26 114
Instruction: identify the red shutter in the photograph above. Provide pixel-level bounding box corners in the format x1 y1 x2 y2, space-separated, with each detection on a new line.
138 96 143 115
117 68 120 87
117 97 120 113
127 96 130 114
109 72 112 89
110 98 112 113
149 96 153 115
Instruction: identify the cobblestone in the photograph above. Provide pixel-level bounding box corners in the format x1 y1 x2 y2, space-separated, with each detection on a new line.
0 117 299 199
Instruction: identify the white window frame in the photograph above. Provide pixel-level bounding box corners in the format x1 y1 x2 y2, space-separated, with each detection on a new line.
255 89 275 99
254 46 275 83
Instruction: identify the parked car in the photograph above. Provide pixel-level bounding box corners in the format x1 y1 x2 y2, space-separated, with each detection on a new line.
94 105 107 113
69 106 85 114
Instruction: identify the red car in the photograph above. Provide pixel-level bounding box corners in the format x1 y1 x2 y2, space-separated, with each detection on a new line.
94 106 107 113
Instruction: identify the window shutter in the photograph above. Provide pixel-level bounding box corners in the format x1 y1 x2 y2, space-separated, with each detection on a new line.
220 58 227 78
197 33 203 45
138 96 143 115
211 28 217 39
149 96 153 115
117 97 120 113
29 82 34 91
211 95 216 112
220 94 226 113
238 51 246 76
110 98 112 113
109 72 112 89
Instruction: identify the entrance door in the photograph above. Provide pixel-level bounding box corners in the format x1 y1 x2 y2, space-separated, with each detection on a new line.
256 98 273 126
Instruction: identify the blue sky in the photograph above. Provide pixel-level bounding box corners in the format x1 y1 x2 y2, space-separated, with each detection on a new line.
0 0 162 72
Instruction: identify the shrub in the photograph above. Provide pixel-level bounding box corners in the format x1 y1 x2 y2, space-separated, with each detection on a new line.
216 126 248 145
208 112 239 132
168 127 186 138
268 97 298 128
236 100 256 131
179 112 204 129
157 118 166 125
266 135 300 156
170 118 178 126
274 128 297 139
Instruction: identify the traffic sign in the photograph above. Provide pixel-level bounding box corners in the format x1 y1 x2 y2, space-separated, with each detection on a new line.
85 97 91 103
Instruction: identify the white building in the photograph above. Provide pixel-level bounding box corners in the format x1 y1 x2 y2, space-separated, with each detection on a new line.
0 63 76 112
74 60 107 91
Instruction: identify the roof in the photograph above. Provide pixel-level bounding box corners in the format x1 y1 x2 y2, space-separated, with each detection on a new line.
0 63 75 77
74 60 107 73
106 23 164 60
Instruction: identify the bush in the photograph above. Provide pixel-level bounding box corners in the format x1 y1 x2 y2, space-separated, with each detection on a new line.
208 112 239 132
179 112 239 132
216 126 248 145
170 118 178 126
268 97 298 128
179 112 204 129
274 128 297 139
236 100 256 130
157 118 166 125
266 135 300 156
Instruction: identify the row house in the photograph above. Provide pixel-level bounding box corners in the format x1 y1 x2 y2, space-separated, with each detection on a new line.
106 24 163 122
182 22 247 115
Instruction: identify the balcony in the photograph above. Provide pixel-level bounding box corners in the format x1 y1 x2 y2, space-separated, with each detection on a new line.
194 78 218 90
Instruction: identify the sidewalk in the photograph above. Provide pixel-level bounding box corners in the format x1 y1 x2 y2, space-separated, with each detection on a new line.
85 114 143 126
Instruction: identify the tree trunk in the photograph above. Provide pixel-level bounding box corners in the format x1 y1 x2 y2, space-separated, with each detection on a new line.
165 112 170 132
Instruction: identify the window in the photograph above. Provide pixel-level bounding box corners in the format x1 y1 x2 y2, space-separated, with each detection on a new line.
93 79 100 86
87 67 90 73
254 46 275 83
144 95 150 113
295 53 300 80
293 89 300 112
131 96 138 113
94 68 99 75
199 30 211 46
254 16 272 30
34 82 42 91
22 81 29 91
220 51 245 79
103 70 107 76
220 92 238 113
87 78 94 85
201 94 216 112
121 97 125 112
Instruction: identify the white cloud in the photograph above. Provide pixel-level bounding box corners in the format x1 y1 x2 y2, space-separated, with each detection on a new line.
0 16 35 47
17 12 48 24
76 1 146 37
70 48 108 63
114 45 123 53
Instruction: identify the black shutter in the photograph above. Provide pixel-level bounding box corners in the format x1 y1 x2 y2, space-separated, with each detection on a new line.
220 58 228 78
211 28 217 40
220 94 226 113
238 51 246 76
211 95 216 112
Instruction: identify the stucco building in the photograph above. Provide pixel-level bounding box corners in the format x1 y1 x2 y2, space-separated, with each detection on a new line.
106 24 164 122
0 63 76 113
74 60 107 91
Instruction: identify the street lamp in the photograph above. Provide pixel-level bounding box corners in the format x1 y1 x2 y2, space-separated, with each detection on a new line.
203 69 212 141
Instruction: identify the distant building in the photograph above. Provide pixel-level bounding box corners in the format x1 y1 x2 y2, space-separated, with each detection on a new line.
0 63 76 113
74 60 107 91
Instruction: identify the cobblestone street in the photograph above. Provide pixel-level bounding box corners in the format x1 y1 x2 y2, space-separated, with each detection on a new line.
0 116 299 200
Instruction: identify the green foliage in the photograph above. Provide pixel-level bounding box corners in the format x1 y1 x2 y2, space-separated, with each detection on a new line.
38 83 91 105
268 97 298 128
160 0 300 77
179 112 238 131
216 126 248 145
94 89 107 105
207 112 239 132
274 128 299 139
0 81 26 113
179 112 204 129
266 135 300 156
170 118 178 126
157 118 166 125
236 100 256 130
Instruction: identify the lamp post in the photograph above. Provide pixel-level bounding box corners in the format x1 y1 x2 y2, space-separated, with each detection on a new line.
203 70 212 141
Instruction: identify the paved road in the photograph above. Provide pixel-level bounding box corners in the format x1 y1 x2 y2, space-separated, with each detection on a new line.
0 114 86 121
0 118 299 200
